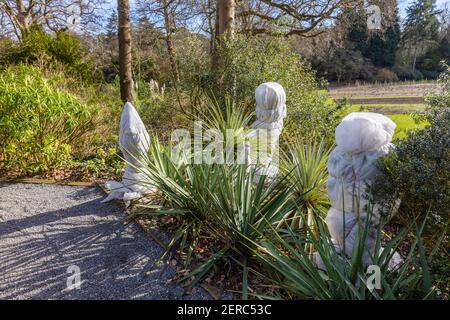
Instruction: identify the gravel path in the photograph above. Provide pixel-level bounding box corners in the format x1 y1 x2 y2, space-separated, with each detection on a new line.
0 182 209 300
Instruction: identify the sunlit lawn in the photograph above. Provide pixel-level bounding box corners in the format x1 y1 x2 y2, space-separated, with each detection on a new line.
388 114 428 140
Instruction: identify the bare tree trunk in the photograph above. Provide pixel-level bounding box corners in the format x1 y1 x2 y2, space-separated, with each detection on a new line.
412 46 418 73
205 0 215 56
218 0 235 36
162 0 179 82
212 0 235 69
117 0 133 103
16 0 30 38
211 2 221 70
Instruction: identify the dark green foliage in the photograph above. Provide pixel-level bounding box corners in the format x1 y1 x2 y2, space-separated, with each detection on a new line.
392 64 425 80
439 37 450 61
346 8 369 54
417 37 450 78
345 6 400 70
375 109 449 221
366 23 401 68
326 48 375 82
322 0 445 82
105 10 118 37
372 66 450 235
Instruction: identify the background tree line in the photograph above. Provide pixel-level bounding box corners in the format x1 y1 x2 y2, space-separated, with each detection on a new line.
1 0 448 88
298 0 450 83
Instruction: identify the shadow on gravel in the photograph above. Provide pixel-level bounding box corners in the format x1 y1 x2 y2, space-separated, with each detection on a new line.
0 184 209 300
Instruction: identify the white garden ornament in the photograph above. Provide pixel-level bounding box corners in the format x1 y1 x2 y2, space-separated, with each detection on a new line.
103 102 155 205
321 112 402 270
246 82 287 180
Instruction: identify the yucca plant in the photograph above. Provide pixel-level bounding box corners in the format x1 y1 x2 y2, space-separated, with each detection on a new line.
134 97 253 263
132 131 301 296
252 211 437 300
279 137 332 254
193 95 252 138
138 146 298 296
178 165 297 297
133 136 216 264
190 95 252 163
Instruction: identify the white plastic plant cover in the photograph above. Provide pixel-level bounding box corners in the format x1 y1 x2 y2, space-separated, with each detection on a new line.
246 82 287 180
102 102 155 206
323 112 402 271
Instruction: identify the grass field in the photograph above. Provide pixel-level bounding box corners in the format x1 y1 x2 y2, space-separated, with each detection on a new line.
328 82 441 100
387 114 428 139
329 81 436 139
328 81 439 114
358 103 425 114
